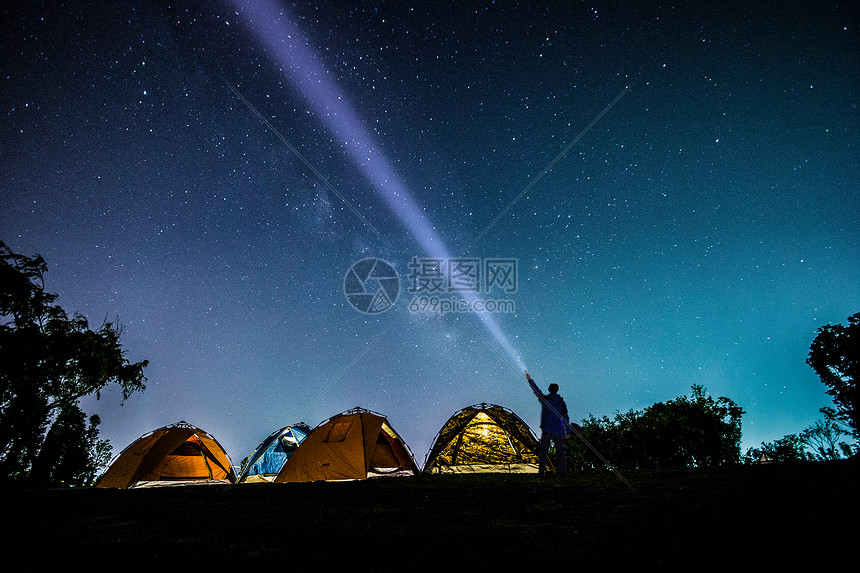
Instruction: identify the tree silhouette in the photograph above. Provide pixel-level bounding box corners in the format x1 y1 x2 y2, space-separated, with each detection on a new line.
807 313 859 440
1 241 148 486
800 417 853 460
567 385 744 470
743 434 812 464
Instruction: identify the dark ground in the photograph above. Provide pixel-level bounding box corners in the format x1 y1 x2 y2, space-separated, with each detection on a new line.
2 460 855 570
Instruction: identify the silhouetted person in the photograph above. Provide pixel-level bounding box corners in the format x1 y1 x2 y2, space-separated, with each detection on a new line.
526 371 569 478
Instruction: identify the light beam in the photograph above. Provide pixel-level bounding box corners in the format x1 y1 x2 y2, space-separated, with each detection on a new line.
228 0 526 370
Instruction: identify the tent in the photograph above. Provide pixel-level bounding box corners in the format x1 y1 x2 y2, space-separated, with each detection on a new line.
237 423 310 483
96 421 236 488
423 403 545 474
274 408 419 482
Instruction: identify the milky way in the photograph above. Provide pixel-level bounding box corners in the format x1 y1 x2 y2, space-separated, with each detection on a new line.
1 1 857 467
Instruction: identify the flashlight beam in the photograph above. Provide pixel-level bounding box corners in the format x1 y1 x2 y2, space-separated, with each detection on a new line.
228 0 526 372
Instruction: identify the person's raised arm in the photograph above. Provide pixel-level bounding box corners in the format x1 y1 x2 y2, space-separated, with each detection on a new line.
525 370 542 398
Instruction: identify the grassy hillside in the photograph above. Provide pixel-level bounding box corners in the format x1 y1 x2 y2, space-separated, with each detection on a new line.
2 460 855 570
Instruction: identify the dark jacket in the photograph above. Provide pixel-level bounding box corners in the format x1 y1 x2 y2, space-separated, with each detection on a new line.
528 377 569 435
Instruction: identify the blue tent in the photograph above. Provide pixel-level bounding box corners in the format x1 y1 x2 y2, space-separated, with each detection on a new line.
237 424 310 483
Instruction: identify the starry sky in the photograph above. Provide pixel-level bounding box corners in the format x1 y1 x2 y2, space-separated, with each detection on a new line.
2 0 857 470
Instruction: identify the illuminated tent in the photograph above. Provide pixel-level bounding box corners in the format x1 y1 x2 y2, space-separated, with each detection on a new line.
423 403 545 474
274 408 419 482
237 423 310 483
96 421 236 488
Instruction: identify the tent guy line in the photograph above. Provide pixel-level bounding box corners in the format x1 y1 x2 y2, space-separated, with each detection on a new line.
289 322 394 427
470 323 639 494
469 81 634 248
222 77 385 242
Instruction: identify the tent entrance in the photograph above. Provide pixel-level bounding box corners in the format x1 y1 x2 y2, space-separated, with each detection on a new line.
370 432 403 474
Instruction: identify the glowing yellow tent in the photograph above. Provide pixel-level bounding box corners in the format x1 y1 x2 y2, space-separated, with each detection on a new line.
274 408 419 482
96 421 236 488
423 403 545 474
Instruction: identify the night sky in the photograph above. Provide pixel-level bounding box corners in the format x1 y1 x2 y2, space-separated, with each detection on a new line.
2 1 857 470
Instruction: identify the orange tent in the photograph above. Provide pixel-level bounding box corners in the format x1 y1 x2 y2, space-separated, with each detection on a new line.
96 421 236 488
274 408 418 482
